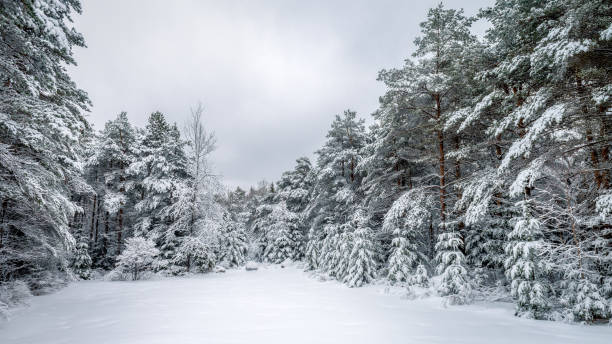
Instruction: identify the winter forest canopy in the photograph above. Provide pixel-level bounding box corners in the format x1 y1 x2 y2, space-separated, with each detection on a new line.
0 0 611 333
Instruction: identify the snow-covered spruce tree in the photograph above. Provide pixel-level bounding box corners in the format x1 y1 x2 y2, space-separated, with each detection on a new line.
318 222 355 280
333 224 354 280
318 223 339 274
114 237 159 281
387 228 418 284
128 112 189 271
435 224 472 305
72 239 92 280
382 190 431 283
411 264 430 288
277 157 313 215
344 213 377 288
264 202 304 263
250 183 278 259
219 213 248 268
504 200 549 319
256 157 314 264
304 227 322 270
0 0 92 285
304 110 367 277
560 272 610 323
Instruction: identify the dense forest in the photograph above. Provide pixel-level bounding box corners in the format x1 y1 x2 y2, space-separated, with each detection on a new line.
1 0 610 324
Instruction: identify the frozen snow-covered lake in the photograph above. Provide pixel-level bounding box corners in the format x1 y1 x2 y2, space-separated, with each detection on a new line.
1 265 610 344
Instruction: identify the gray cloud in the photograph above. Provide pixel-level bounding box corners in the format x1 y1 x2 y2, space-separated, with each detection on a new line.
68 0 492 189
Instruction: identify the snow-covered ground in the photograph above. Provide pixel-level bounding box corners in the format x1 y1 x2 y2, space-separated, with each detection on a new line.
1 264 610 344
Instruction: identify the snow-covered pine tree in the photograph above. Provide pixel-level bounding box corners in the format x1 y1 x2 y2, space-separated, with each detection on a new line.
344 212 377 288
219 213 248 268
411 264 430 288
0 0 92 285
383 189 433 281
128 112 189 271
561 273 610 323
504 200 549 319
72 239 92 280
249 182 278 259
304 110 367 277
264 202 303 263
387 228 418 283
435 224 472 305
85 112 138 267
304 227 322 270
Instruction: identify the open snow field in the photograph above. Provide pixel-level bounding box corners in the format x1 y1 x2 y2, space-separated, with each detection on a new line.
1 265 610 344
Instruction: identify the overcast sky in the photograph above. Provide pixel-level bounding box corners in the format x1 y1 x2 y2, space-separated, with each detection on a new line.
68 0 492 189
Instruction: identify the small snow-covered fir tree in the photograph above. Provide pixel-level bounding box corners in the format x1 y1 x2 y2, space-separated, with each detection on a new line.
115 237 159 280
561 275 610 323
435 224 472 305
224 230 248 268
72 240 92 280
220 214 248 268
504 200 549 319
304 228 321 270
387 228 418 283
344 213 376 288
334 227 353 280
319 224 341 274
264 202 304 263
411 264 430 288
265 226 302 263
383 189 433 283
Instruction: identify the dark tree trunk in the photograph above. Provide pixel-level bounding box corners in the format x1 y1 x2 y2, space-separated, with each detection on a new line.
90 194 97 241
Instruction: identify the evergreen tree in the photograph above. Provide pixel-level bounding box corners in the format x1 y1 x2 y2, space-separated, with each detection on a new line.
387 228 418 283
85 112 138 267
0 0 91 285
344 213 377 288
129 112 189 271
504 200 549 319
264 202 304 263
72 239 92 280
411 264 430 288
219 213 248 268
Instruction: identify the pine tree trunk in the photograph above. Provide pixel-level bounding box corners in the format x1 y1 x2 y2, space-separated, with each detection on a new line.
454 136 465 251
117 208 123 254
103 211 109 255
436 94 446 231
0 199 7 249
94 201 100 243
90 194 97 241
454 136 462 200
429 214 434 258
600 106 610 189
118 128 125 254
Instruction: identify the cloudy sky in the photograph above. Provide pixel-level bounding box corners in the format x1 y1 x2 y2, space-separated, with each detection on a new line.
68 0 492 189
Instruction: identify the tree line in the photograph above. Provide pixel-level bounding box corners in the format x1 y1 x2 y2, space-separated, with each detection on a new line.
226 0 611 322
0 0 610 324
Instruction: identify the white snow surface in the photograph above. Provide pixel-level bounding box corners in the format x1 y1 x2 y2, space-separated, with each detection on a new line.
1 264 610 344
